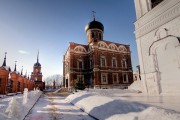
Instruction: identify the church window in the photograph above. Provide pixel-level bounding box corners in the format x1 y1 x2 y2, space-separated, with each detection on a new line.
77 59 83 69
112 58 117 67
122 59 127 68
123 74 129 83
101 56 106 67
8 79 13 93
101 73 108 84
113 74 118 84
91 32 95 38
151 0 164 8
17 82 20 92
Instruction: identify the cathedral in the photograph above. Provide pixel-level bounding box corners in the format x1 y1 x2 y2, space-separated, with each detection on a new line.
63 17 133 90
134 0 180 95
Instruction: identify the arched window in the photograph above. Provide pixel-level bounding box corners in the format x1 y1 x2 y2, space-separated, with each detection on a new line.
151 0 164 8
91 32 94 38
18 81 20 92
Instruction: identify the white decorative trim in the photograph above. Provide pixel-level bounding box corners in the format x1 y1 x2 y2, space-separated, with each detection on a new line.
109 43 118 50
98 41 109 49
100 56 106 67
101 73 108 84
122 73 129 83
74 46 87 53
135 0 180 38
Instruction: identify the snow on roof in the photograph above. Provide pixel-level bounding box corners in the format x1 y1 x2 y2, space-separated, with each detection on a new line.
3 66 10 71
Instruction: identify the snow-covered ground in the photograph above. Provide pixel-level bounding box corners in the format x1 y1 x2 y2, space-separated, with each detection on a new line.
25 93 94 120
0 90 42 120
66 89 180 120
88 89 180 112
2 88 180 120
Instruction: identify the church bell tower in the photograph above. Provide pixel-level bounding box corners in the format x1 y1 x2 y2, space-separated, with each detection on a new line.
31 51 42 82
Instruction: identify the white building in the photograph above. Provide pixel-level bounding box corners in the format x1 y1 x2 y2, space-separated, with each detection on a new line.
134 0 180 95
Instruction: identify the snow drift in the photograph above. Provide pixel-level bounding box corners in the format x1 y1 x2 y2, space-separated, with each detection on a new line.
66 91 180 120
0 89 42 120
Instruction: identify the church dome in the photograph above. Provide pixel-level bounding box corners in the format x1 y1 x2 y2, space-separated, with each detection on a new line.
85 19 104 32
34 62 41 67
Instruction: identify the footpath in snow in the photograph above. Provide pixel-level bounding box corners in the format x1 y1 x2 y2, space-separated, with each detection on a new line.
66 90 180 120
25 92 94 120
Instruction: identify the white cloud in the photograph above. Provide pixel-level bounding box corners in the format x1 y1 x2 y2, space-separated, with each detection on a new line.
18 50 30 54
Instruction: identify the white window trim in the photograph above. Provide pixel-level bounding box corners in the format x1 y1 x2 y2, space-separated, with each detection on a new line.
101 73 108 84
100 56 106 67
77 59 84 69
123 74 129 83
121 59 127 68
112 73 119 84
112 57 117 67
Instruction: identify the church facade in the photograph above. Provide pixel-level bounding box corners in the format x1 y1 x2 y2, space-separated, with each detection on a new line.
134 0 180 95
63 18 133 90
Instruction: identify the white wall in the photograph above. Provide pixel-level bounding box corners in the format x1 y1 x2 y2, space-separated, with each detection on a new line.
134 0 180 95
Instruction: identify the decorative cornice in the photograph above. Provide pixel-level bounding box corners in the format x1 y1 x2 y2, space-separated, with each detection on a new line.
134 0 180 38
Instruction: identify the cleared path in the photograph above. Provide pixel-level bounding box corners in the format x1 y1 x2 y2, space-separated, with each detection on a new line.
25 92 94 120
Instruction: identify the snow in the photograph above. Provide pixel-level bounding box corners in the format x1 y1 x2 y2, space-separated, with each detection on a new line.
0 90 42 120
128 80 142 92
66 90 180 120
7 93 16 96
1 88 180 120
25 94 94 120
23 88 28 104
5 97 22 119
53 88 62 93
3 66 10 71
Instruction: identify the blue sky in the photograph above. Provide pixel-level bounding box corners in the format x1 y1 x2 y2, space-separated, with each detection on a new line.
0 0 138 79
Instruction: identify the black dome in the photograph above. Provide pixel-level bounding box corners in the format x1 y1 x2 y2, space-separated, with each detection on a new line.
85 19 104 32
34 62 41 66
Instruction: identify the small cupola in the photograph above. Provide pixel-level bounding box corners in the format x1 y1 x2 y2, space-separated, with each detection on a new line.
85 12 104 44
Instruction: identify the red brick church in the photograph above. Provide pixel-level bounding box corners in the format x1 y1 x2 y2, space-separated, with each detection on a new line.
63 16 133 90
